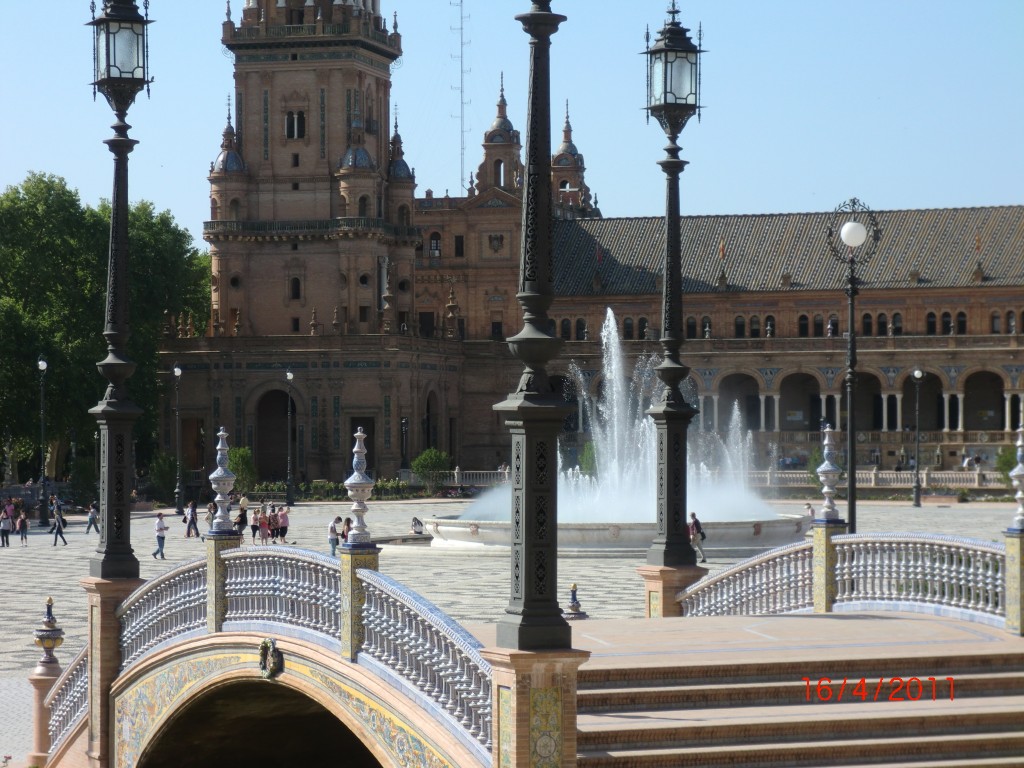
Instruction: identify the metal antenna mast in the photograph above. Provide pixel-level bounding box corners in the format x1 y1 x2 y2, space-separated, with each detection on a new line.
450 0 471 191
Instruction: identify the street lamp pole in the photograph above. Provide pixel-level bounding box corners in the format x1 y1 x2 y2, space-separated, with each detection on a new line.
644 2 702 567
173 364 183 515
37 357 49 526
825 198 880 534
285 370 295 505
87 0 152 579
912 368 924 507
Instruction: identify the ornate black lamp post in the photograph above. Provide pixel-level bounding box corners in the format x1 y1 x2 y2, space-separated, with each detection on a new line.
173 363 183 515
825 198 880 534
912 368 925 507
644 2 702 567
87 0 151 579
285 370 295 505
492 1 569 651
399 416 410 470
37 357 49 525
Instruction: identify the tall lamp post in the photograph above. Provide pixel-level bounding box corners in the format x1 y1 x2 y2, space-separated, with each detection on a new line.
912 368 925 507
37 357 49 526
285 370 295 505
88 0 151 579
644 3 702 567
825 198 880 534
172 364 183 515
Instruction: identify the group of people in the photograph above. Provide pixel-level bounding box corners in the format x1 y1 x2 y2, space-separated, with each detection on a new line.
0 497 29 547
327 515 353 556
230 494 292 545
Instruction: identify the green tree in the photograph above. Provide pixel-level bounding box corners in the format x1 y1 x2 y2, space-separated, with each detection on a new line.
995 444 1020 483
411 448 451 494
228 447 259 495
0 173 209 477
577 441 597 476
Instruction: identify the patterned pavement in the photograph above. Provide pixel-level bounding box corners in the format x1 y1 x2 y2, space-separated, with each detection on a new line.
1 496 1017 764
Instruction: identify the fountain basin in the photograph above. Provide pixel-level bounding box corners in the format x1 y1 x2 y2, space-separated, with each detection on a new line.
425 514 810 556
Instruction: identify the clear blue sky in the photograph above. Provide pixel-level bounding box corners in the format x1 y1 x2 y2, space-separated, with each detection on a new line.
1 1 1021 247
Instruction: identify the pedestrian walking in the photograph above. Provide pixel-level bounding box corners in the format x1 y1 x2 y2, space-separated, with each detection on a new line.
16 509 29 546
277 506 290 543
689 512 706 563
50 507 68 546
268 503 280 542
250 501 263 544
85 501 101 534
328 516 342 557
152 512 169 559
185 501 200 538
0 505 12 547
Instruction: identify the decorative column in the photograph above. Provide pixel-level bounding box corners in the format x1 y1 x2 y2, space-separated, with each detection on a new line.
943 392 951 431
759 393 767 431
1004 427 1024 635
812 427 847 613
206 426 242 633
28 598 65 766
340 427 379 661
894 392 904 431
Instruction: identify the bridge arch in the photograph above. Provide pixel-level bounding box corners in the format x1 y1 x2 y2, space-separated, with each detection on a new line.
112 633 482 768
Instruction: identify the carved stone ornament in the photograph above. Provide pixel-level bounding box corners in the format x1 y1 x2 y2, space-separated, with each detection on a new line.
488 233 504 252
258 637 283 679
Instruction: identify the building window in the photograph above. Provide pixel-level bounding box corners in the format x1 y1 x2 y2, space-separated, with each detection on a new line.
941 312 952 335
862 313 873 336
956 311 967 335
798 315 809 338
291 317 300 332
686 316 698 339
291 182 299 191
491 321 503 340
575 318 586 341
454 235 465 258
359 306 370 323
397 205 410 226
828 315 839 336
560 318 570 340
749 316 760 338
291 153 300 167
877 313 888 336
285 110 306 140
623 317 634 340
290 277 301 300
702 316 712 338
991 311 1002 334
764 315 775 337
429 232 441 257
1008 311 1017 334
926 312 937 335
892 312 903 336
734 316 745 338
813 314 824 337
358 196 369 217
638 317 649 340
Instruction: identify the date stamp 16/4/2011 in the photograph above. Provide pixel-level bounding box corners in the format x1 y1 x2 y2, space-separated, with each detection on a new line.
802 676 956 702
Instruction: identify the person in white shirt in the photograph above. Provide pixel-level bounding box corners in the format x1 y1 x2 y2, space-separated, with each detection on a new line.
152 513 169 559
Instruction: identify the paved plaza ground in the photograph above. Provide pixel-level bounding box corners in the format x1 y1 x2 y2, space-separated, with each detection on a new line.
1 497 1018 763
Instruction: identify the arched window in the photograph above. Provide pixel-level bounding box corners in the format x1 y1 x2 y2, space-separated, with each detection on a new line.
493 159 505 187
290 277 301 300
358 196 369 217
285 110 306 140
926 312 937 335
991 311 1002 334
813 314 824 337
1008 310 1017 334
575 318 586 340
638 317 649 339
798 315 809 338
956 311 967 335
749 316 760 338
764 315 776 337
891 312 903 336
429 232 441 256
210 199 220 221
701 316 712 338
228 199 241 220
560 318 571 340
686 316 698 339
877 313 888 336
623 317 634 340
734 316 745 338
397 205 410 226
862 313 873 336
941 312 952 335
828 314 839 337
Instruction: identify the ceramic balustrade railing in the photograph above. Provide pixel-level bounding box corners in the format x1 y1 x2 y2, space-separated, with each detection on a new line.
118 559 208 671
358 569 492 752
679 541 814 616
46 646 89 756
222 546 341 638
833 534 1006 619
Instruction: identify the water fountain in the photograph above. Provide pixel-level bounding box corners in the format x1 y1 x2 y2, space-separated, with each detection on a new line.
427 309 808 554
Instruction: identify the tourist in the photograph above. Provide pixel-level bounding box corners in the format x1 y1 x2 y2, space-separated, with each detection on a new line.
232 504 247 537
152 512 169 559
689 512 706 563
15 509 29 547
277 506 290 544
328 516 342 557
238 492 249 522
85 501 101 534
410 516 424 535
184 500 200 538
0 504 12 547
250 501 263 544
341 517 353 543
268 503 280 542
50 505 68 546
804 503 815 518
259 508 271 545
205 502 216 528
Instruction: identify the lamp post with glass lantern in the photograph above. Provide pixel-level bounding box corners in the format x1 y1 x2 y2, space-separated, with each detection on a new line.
285 370 295 505
87 0 152 579
173 364 183 516
644 2 702 567
912 368 925 507
37 357 49 525
825 198 880 534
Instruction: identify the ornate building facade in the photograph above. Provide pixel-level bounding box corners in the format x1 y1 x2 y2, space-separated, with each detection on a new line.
161 0 1024 490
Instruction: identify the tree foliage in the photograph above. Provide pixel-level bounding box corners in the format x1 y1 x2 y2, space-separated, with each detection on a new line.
0 173 209 477
411 448 451 493
228 447 259 495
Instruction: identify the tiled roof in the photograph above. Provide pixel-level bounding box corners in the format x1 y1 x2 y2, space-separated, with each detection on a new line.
553 206 1024 296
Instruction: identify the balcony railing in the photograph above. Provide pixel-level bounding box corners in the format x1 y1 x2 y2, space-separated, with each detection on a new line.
204 217 420 241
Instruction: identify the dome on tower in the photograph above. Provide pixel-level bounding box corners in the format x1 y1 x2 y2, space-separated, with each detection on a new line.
388 117 414 180
340 146 376 170
488 75 515 135
212 119 245 173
